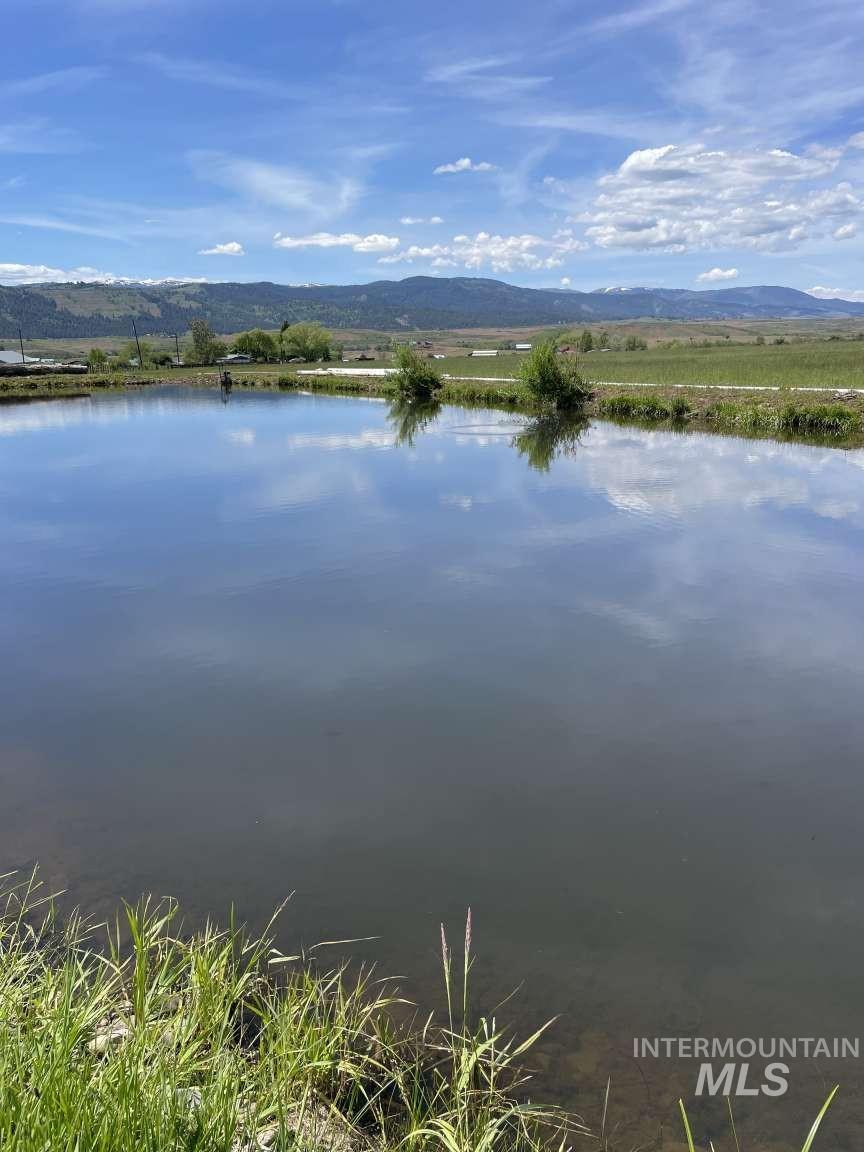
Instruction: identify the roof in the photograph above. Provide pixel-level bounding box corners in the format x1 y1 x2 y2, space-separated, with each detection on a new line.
470 349 498 356
216 353 252 363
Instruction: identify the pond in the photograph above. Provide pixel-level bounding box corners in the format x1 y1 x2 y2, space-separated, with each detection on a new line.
2 387 864 1145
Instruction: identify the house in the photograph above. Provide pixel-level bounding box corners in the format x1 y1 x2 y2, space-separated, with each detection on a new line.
216 352 253 364
515 343 532 351
470 349 498 357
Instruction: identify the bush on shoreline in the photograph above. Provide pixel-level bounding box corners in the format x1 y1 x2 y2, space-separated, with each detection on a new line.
392 346 443 400
518 342 591 411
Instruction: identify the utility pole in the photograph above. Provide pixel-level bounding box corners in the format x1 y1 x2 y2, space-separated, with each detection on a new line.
17 326 25 365
170 332 180 365
131 319 144 368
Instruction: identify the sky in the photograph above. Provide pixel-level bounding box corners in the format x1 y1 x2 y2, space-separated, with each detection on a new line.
1 0 863 297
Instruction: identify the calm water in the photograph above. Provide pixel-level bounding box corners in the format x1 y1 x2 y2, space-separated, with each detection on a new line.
3 387 864 1144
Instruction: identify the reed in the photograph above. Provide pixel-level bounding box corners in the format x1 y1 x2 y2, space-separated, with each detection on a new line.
0 872 582 1152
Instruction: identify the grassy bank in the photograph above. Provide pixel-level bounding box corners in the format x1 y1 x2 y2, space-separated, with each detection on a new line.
4 367 864 446
0 873 843 1151
0 873 580 1152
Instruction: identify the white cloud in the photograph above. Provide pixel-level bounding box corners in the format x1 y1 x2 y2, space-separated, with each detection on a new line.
273 232 400 253
560 277 572 286
808 286 864 303
139 53 297 99
580 142 861 252
379 229 587 273
849 132 864 150
697 267 739 282
832 223 857 241
189 152 360 220
0 263 210 286
589 0 695 35
433 157 497 174
0 119 81 154
4 67 108 96
399 215 444 225
198 240 245 256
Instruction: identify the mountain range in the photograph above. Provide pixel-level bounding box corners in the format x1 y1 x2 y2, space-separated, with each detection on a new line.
2 277 863 339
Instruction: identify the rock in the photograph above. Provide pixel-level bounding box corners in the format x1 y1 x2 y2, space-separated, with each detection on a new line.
176 1086 203 1111
87 1021 130 1055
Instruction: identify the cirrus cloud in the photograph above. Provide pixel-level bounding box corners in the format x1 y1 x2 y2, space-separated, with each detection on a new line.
273 231 400 253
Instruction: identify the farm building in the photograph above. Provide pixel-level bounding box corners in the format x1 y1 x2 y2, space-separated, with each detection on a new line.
470 349 498 357
515 343 532 351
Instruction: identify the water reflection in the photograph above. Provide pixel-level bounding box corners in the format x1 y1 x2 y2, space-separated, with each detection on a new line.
387 396 442 447
2 388 864 1145
511 411 588 471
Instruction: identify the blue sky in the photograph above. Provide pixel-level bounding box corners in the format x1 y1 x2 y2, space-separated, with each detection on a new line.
2 0 863 297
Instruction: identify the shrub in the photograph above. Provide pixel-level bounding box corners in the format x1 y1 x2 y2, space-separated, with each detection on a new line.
392 344 443 399
518 340 591 410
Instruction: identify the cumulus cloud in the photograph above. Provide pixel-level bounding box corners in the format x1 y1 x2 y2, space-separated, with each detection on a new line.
198 240 244 255
808 286 864 303
579 142 861 252
273 231 400 253
379 229 587 272
433 157 497 174
399 215 444 225
0 263 210 286
560 276 572 286
849 132 864 150
697 267 739 282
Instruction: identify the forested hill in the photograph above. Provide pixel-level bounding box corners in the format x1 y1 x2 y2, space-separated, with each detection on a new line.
2 277 864 338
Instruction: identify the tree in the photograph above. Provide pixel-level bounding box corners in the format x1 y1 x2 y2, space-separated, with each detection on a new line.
578 329 594 353
597 330 610 349
87 348 107 372
279 321 332 362
233 329 278 361
624 335 647 351
189 318 219 365
120 339 154 367
519 339 591 410
755 334 766 345
392 345 443 400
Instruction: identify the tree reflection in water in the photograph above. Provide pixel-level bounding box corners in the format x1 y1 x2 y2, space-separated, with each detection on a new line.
388 396 442 447
513 412 588 471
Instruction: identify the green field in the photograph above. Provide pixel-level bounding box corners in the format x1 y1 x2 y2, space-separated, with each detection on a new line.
427 342 864 390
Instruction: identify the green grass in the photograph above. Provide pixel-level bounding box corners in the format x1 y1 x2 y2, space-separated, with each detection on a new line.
581 342 864 390
705 400 860 438
0 871 582 1152
597 393 690 421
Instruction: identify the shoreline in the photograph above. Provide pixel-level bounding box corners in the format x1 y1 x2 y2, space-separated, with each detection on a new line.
4 368 864 447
